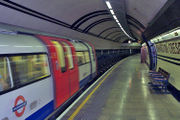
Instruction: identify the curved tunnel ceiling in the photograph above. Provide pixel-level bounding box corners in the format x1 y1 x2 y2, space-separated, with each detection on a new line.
98 27 119 36
83 18 113 33
0 0 129 43
71 10 109 29
125 0 168 27
104 31 123 39
0 0 177 43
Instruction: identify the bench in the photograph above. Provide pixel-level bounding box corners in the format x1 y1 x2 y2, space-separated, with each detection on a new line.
149 68 163 76
149 67 170 93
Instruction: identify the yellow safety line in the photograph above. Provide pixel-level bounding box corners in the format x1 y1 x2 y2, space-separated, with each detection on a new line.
68 58 127 120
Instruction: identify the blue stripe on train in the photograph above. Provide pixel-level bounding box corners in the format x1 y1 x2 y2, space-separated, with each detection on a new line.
80 75 91 88
26 100 54 120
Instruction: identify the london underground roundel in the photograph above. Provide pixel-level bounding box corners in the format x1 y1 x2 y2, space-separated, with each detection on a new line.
13 95 27 117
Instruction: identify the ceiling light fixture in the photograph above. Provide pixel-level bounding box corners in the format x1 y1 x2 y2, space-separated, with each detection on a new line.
105 1 112 9
113 15 117 20
105 0 135 40
110 9 114 15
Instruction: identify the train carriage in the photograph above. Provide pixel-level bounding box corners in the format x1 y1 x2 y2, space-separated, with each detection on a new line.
0 31 97 120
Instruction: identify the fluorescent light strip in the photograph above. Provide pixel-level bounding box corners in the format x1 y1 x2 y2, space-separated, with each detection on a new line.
150 27 180 43
117 19 134 40
105 0 135 40
110 9 114 15
115 19 119 23
105 1 112 9
113 15 117 20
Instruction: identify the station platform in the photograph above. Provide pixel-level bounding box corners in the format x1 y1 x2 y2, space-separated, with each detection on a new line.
57 54 180 120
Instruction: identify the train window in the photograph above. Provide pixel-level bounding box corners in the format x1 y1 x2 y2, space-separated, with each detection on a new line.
0 57 11 92
62 42 74 69
76 52 86 65
9 54 50 86
84 52 90 63
52 41 66 72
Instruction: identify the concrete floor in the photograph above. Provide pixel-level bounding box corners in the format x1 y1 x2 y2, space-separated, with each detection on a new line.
60 54 180 120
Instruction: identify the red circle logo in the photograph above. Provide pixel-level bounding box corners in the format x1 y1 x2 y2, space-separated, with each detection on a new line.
13 95 27 117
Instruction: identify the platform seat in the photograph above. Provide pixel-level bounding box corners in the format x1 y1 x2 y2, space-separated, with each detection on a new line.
149 68 163 76
149 67 170 94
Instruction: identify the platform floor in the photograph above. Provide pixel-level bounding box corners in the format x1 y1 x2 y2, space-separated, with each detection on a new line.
59 54 180 120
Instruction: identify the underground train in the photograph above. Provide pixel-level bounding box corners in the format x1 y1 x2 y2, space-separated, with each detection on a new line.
0 32 97 120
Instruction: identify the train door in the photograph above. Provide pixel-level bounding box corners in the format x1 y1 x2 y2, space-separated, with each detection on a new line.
83 42 97 78
37 35 79 108
85 43 96 78
80 42 92 79
61 41 79 96
89 45 96 78
51 41 70 108
90 43 97 76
